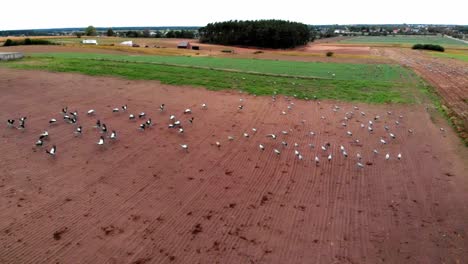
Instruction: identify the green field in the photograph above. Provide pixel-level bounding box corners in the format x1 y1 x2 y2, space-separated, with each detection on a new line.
28 52 415 82
340 35 468 47
0 53 429 104
429 51 468 62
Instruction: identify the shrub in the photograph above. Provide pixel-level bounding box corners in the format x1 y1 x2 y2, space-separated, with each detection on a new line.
3 39 14 46
253 51 264 54
326 51 334 57
3 38 55 47
412 44 445 52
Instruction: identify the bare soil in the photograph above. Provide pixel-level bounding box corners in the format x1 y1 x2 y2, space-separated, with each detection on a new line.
0 68 467 263
381 48 468 140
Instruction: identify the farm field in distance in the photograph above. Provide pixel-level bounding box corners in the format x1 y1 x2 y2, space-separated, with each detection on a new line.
340 35 468 47
0 31 467 264
429 50 468 62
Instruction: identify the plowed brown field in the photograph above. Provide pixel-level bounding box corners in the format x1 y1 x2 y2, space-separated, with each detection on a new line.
0 68 467 263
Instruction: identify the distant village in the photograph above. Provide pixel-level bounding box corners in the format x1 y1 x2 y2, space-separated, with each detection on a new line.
314 24 467 40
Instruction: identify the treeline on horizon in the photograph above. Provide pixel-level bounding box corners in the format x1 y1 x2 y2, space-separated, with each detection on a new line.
0 27 200 37
199 20 312 49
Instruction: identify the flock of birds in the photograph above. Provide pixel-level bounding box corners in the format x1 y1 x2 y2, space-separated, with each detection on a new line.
5 103 201 157
6 94 444 169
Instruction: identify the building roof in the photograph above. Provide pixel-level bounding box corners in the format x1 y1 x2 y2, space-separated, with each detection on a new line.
178 41 190 46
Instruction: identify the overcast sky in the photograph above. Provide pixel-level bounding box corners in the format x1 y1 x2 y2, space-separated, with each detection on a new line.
2 0 467 30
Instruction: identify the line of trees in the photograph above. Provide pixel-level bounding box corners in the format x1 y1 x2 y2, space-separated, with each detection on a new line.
199 20 312 49
3 38 56 47
412 44 445 52
105 28 195 38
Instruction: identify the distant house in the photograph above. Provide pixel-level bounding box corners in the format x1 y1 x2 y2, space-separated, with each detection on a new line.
177 41 191 49
82 39 97 45
120 41 133 47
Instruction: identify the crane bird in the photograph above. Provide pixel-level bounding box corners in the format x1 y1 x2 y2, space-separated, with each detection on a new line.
139 112 146 119
397 153 402 160
201 103 207 109
184 109 192 114
101 124 107 133
110 130 117 140
216 141 221 148
294 150 300 156
385 153 390 160
112 107 120 113
228 136 234 141
74 126 82 136
122 105 127 111
97 136 105 145
17 119 26 130
35 139 43 146
380 138 387 145
49 118 57 124
346 131 352 136
259 144 265 151
145 118 152 127
328 154 332 161
180 144 188 151
243 133 249 138
7 119 15 128
357 162 364 168
315 156 320 166
267 134 277 139
46 145 56 156
61 107 68 115
39 131 49 140
87 109 95 115
274 149 281 155
178 128 184 134
129 114 136 120
357 153 362 160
